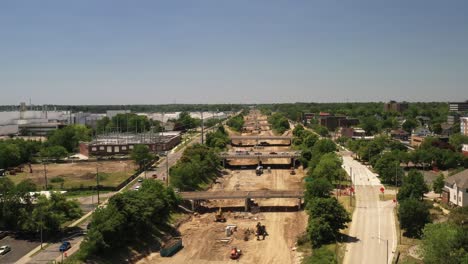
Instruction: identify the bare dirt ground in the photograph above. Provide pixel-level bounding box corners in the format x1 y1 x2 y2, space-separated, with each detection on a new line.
138 112 307 264
8 160 136 188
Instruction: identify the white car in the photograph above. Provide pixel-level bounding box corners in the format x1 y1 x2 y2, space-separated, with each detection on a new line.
0 245 11 255
134 186 141 191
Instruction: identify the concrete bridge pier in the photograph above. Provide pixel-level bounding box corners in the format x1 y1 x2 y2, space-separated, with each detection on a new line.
297 198 302 210
190 200 200 211
245 198 251 212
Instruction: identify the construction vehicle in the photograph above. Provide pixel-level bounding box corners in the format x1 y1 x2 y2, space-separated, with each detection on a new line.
160 237 183 257
255 222 268 240
256 166 263 176
290 167 296 175
230 247 242 260
214 208 226 222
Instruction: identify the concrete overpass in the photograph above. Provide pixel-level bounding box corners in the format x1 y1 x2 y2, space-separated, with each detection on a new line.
219 151 301 167
230 135 292 146
230 136 292 141
179 190 304 211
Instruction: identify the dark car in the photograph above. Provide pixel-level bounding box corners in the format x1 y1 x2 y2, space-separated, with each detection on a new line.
269 152 277 155
254 152 262 155
59 241 71 252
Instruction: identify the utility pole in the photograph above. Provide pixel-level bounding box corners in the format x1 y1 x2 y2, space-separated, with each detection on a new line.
166 151 169 187
349 167 352 207
43 159 48 190
201 111 204 144
40 212 43 249
96 164 100 205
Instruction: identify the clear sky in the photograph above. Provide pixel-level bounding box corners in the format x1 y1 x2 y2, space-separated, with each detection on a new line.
1 0 467 105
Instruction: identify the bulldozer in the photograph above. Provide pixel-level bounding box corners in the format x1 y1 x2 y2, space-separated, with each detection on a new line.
214 207 226 222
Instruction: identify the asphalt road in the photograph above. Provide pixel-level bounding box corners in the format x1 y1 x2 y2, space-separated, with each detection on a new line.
341 151 397 264
0 236 40 264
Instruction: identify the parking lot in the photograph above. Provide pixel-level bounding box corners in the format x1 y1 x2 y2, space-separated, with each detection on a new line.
0 235 40 264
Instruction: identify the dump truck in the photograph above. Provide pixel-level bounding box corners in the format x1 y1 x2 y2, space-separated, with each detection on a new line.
160 237 183 257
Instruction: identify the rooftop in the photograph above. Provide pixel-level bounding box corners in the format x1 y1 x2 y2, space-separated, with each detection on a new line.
445 169 468 189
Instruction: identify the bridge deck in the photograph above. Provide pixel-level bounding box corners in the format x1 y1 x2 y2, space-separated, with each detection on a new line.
179 190 304 200
230 136 292 140
220 151 300 159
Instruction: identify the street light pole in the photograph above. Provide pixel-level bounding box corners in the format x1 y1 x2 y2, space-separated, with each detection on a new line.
43 160 48 190
96 164 100 205
372 237 389 264
166 151 169 187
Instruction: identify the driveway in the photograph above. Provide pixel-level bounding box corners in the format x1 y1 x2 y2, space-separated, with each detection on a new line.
341 151 397 264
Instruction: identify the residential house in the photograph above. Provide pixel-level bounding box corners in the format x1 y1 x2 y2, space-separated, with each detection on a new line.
442 169 468 207
390 129 410 141
410 127 432 147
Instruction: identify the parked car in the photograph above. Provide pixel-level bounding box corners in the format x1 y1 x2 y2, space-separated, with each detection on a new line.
0 245 11 255
254 152 262 155
134 186 141 191
59 241 71 252
137 178 143 183
269 152 277 155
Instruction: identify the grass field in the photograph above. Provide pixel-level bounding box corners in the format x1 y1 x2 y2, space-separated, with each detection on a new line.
7 160 136 189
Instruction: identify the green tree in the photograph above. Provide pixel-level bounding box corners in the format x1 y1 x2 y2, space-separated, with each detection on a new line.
402 119 418 133
47 125 91 152
79 180 178 259
420 223 468 264
305 177 333 200
432 174 445 196
170 144 221 191
307 197 351 235
397 170 429 201
449 133 468 151
174 112 199 130
0 143 21 169
374 152 404 184
226 114 245 132
40 145 68 161
130 145 154 170
307 217 335 248
398 198 430 237
292 124 304 137
311 153 345 183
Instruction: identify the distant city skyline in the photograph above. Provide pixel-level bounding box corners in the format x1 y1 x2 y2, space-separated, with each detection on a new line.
1 0 467 104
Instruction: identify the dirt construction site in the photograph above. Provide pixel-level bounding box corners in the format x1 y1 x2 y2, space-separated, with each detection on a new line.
7 160 136 189
138 111 308 264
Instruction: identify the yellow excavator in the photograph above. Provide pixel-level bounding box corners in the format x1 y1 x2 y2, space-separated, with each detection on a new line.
214 207 226 222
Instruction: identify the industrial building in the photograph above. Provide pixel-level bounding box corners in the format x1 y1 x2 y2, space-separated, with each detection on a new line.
449 101 468 113
80 131 181 157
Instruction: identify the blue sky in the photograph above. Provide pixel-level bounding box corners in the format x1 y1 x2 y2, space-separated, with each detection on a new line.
0 0 467 104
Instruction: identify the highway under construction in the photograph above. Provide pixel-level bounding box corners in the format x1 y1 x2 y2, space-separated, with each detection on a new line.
139 110 307 264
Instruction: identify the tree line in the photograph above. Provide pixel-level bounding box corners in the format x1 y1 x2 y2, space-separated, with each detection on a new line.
226 113 245 132
0 177 82 236
76 180 179 261
293 124 351 262
169 144 221 191
0 125 91 170
205 126 230 150
343 135 468 186
267 113 290 134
